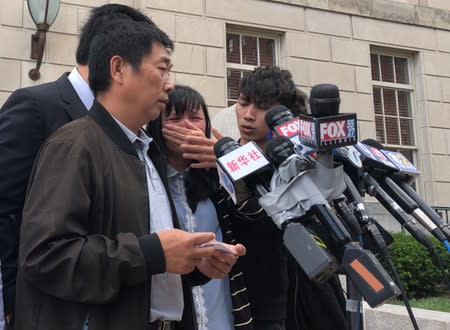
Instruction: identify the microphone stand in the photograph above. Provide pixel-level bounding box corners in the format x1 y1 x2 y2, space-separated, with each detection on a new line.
307 83 381 330
334 199 364 330
316 151 364 330
343 173 419 330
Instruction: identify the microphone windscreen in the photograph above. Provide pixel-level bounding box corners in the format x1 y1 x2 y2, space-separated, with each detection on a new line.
214 137 239 157
264 105 293 129
266 136 295 166
309 84 340 117
361 138 384 150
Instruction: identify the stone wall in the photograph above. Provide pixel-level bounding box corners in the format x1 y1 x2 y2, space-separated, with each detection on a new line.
0 0 449 206
270 0 450 30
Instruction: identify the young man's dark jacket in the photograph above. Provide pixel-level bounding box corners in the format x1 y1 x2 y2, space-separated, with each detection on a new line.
217 190 289 323
15 102 203 330
218 187 348 330
189 169 348 330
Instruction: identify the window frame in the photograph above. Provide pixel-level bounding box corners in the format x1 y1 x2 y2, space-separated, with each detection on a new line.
225 26 281 106
370 48 417 151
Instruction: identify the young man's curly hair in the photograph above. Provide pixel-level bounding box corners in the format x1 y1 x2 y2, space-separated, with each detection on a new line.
238 66 307 115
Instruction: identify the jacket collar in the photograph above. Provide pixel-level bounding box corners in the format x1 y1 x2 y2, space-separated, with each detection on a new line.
88 100 139 158
87 101 170 181
88 101 181 228
56 73 89 121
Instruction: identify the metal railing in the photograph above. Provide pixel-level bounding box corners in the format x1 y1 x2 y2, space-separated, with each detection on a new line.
432 206 450 225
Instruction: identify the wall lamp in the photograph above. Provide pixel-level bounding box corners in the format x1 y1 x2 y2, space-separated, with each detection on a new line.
27 0 61 81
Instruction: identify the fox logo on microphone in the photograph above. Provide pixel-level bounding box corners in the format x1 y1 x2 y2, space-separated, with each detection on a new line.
276 117 299 138
320 119 356 142
298 113 357 151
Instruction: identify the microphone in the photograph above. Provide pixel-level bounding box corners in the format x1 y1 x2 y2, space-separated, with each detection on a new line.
334 197 363 240
334 145 367 196
304 84 400 308
214 137 271 205
264 105 314 155
347 140 438 250
363 172 450 297
333 144 395 254
358 139 450 249
398 181 450 242
363 173 437 252
215 135 340 283
343 173 393 256
381 176 449 250
309 83 341 116
361 139 420 182
381 149 421 183
361 139 450 241
260 136 400 307
261 136 346 283
265 135 296 168
354 141 398 174
340 139 450 301
264 105 295 128
334 141 425 329
300 84 363 241
298 84 358 162
261 137 351 246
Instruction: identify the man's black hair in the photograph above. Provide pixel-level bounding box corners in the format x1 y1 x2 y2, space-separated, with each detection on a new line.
293 88 309 115
76 4 156 65
88 19 173 95
238 66 307 115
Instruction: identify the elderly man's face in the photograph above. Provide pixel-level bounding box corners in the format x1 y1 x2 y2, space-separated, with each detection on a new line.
121 41 174 123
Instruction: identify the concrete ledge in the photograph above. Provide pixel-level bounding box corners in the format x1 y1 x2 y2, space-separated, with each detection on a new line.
340 277 450 329
269 0 450 31
364 302 450 330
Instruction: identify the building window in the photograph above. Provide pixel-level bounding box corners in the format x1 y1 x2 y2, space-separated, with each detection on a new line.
370 51 416 161
226 30 279 106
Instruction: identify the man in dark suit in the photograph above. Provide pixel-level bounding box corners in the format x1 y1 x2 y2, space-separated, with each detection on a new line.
0 5 156 327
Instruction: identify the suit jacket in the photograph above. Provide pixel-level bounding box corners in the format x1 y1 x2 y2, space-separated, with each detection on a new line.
0 73 87 318
15 102 200 330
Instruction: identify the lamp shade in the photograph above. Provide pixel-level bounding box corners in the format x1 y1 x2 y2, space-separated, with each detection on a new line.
27 0 60 27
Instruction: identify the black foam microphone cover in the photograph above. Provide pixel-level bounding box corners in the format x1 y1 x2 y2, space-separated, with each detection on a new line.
264 105 294 129
361 138 384 150
309 84 340 117
214 137 239 157
266 136 296 166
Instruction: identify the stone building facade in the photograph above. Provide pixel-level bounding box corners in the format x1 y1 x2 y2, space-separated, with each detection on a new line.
0 0 449 210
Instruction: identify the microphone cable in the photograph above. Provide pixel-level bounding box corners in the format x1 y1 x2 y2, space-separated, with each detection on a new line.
385 255 420 330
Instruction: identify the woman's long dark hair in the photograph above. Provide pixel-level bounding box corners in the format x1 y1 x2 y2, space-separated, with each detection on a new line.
147 85 217 211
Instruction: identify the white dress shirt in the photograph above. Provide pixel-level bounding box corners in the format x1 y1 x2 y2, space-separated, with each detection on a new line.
113 118 184 322
68 67 94 110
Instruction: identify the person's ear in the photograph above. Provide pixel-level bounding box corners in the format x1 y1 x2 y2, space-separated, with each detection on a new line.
110 55 125 84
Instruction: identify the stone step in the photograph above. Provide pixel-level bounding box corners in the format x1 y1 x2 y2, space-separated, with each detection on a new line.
363 302 450 330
